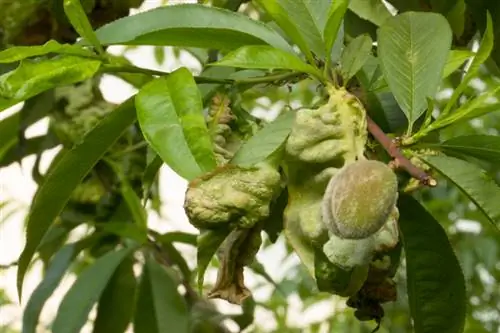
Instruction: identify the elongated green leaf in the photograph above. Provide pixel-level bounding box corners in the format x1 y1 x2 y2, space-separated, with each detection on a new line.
340 34 373 82
231 111 295 167
213 46 321 79
442 50 474 78
433 135 500 163
0 40 95 63
303 0 332 34
95 4 292 52
17 99 137 299
63 0 104 54
93 256 137 333
158 232 197 246
133 265 158 333
22 244 78 333
197 229 230 293
442 12 494 115
349 0 393 26
421 154 500 228
0 56 101 112
120 180 148 229
377 12 452 127
398 194 466 333
0 111 19 160
147 258 189 333
52 247 135 333
324 0 350 59
254 0 322 61
136 68 215 181
96 222 148 244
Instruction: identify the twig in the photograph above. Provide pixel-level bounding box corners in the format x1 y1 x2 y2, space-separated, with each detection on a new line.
366 116 437 187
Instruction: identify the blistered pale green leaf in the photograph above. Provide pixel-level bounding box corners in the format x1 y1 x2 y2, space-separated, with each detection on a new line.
63 0 104 54
213 46 322 79
17 99 136 299
52 247 135 333
442 50 475 78
147 258 189 333
378 12 452 127
348 0 393 26
0 40 95 63
197 229 230 293
231 111 295 167
442 12 494 115
340 34 373 82
398 195 466 333
136 68 216 181
93 257 136 333
22 244 78 333
95 4 292 52
0 56 101 112
434 135 500 163
255 0 323 61
421 154 500 229
324 0 349 60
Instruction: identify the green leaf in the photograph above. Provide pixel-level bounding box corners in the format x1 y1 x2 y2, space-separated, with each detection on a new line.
17 99 137 299
63 0 104 54
340 34 373 82
433 135 500 163
324 0 350 60
262 188 288 243
442 50 475 78
147 257 189 333
303 0 332 34
348 0 393 26
421 154 500 229
133 264 158 333
0 56 101 112
442 12 494 115
377 12 452 127
95 4 292 52
398 194 466 333
136 68 216 181
95 222 148 244
22 244 78 333
92 256 137 333
213 46 321 79
0 111 19 160
231 111 295 167
52 247 135 333
158 231 197 246
0 40 96 63
254 0 322 62
196 229 230 293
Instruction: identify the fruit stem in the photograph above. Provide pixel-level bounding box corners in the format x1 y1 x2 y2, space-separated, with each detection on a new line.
366 116 437 187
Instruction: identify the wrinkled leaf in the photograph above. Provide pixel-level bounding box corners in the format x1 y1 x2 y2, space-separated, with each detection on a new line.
254 0 322 62
340 34 373 82
93 256 137 333
136 68 216 181
17 99 136 299
378 12 452 127
433 135 500 163
231 111 295 167
63 0 104 54
22 244 79 333
197 228 230 293
421 154 500 228
324 0 350 59
442 50 475 78
95 4 292 52
52 247 135 333
213 46 321 79
398 194 466 333
0 56 101 112
0 40 95 63
147 257 189 333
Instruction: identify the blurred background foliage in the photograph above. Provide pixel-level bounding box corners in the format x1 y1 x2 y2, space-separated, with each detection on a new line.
0 0 499 333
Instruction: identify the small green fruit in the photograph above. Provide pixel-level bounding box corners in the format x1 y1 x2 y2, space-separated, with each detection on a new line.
322 160 398 239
